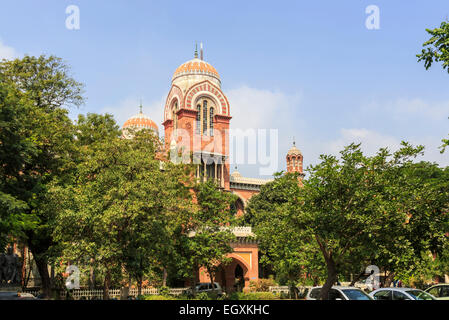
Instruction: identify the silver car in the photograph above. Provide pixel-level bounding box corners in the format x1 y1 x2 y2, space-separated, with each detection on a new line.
306 286 373 300
184 282 224 297
369 288 436 300
424 284 449 300
0 291 37 300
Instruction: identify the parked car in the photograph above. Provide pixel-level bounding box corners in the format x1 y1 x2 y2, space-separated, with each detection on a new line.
424 284 449 300
183 282 224 297
306 286 373 300
369 288 436 300
0 291 37 300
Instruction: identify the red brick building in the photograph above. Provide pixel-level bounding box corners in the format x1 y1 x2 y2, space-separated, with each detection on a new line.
123 47 304 292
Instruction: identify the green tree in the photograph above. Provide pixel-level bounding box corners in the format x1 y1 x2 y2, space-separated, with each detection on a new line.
0 78 38 250
0 55 84 295
417 20 449 73
417 20 449 152
54 126 195 299
297 143 436 300
246 172 325 293
185 179 238 294
370 161 449 286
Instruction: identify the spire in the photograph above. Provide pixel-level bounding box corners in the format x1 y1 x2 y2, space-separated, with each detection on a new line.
200 42 203 60
293 136 296 146
139 99 143 113
194 42 198 58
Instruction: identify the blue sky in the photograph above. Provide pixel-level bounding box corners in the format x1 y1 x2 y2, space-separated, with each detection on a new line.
1 0 448 178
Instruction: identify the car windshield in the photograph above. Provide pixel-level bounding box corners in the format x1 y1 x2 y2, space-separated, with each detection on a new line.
405 290 435 300
341 289 372 300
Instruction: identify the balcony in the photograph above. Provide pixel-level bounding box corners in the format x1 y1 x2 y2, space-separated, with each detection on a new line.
187 226 255 238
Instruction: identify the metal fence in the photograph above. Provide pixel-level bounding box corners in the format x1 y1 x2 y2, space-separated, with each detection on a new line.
23 287 189 300
269 286 290 294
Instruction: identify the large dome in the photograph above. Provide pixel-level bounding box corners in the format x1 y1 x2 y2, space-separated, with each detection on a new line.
172 58 220 81
122 108 159 138
171 54 221 91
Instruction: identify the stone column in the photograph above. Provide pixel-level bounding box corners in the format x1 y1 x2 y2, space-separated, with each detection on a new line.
221 163 224 188
214 161 217 182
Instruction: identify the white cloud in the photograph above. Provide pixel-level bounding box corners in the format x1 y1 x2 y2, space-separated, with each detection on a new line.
226 86 305 176
87 90 449 180
362 98 449 121
325 128 449 166
328 128 401 156
100 96 165 131
227 85 303 131
0 39 18 60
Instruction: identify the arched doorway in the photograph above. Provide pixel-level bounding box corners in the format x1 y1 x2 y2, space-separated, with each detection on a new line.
234 198 245 217
234 264 244 292
222 256 250 293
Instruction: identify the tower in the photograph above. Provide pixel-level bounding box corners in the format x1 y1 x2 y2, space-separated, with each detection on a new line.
162 47 232 189
286 140 304 177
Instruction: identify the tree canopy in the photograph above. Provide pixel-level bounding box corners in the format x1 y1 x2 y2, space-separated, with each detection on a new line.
417 20 449 152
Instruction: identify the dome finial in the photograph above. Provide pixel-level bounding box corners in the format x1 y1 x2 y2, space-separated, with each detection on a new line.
139 99 143 113
200 42 203 60
293 136 295 146
194 42 198 58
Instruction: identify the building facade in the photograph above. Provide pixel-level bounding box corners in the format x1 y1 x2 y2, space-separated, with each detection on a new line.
123 48 304 292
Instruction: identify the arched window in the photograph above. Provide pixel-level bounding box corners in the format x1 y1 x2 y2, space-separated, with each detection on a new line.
195 98 216 136
203 100 208 136
172 101 178 132
196 104 201 134
209 107 214 136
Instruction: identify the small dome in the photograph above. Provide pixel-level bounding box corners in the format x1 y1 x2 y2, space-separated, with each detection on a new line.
231 170 241 178
287 142 302 156
172 58 220 82
123 108 159 138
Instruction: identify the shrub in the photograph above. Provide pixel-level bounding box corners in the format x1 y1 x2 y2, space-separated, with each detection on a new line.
158 286 170 296
196 292 212 300
249 278 277 292
229 292 277 300
143 295 177 300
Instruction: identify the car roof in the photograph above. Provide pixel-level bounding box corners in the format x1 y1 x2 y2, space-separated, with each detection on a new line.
310 286 364 290
427 284 449 288
372 288 421 292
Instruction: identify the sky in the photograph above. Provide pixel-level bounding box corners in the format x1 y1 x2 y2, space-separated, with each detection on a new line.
1 0 448 179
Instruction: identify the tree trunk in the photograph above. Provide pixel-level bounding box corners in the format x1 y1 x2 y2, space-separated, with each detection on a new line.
350 270 367 286
24 256 34 289
103 269 111 300
50 264 55 289
208 270 216 295
320 257 338 300
21 247 26 289
34 255 51 297
383 271 395 288
191 266 198 297
137 276 142 297
288 275 299 299
89 258 95 289
120 276 130 300
162 268 168 287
